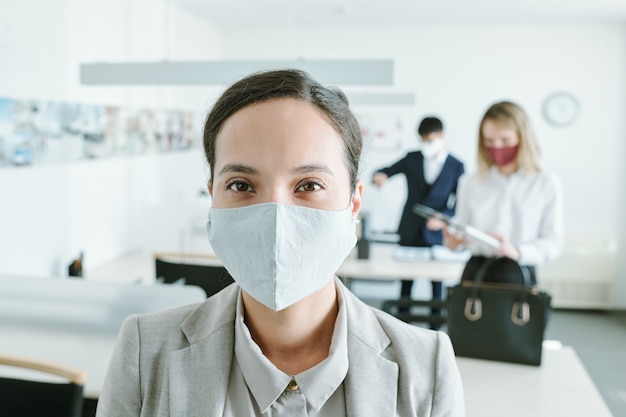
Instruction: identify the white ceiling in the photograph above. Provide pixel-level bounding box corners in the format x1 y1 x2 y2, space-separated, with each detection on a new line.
170 0 626 27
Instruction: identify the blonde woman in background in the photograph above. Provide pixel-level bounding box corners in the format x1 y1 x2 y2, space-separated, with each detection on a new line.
444 101 563 284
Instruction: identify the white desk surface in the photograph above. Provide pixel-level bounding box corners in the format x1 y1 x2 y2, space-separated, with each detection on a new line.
457 345 614 417
338 244 466 281
0 275 207 398
0 323 116 398
87 244 467 284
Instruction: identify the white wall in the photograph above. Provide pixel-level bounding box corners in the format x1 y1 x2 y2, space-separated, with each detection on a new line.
220 23 624 232
0 0 220 275
221 23 626 308
1 5 625 308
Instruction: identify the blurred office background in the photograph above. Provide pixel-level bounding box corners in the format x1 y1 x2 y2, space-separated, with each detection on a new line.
1 1 626 416
0 0 624 305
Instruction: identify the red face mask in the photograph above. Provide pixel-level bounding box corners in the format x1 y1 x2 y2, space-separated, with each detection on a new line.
485 145 519 167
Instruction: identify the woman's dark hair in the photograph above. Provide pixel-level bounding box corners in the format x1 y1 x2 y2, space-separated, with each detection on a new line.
203 69 362 188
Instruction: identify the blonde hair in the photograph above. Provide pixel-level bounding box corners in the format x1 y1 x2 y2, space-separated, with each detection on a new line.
477 101 541 174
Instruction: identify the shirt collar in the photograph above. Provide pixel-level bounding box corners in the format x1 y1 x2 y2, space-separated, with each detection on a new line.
435 149 449 163
233 281 349 413
488 165 524 182
422 147 448 162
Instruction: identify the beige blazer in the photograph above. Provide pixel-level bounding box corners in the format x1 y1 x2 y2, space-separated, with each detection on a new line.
96 281 464 416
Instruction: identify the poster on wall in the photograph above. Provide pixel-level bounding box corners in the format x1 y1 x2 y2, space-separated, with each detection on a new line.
0 97 196 168
358 113 403 151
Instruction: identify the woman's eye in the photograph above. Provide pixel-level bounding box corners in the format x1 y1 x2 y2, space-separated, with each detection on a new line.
227 181 253 192
297 182 322 192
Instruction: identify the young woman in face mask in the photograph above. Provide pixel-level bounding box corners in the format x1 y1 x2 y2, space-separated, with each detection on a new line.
444 101 564 284
96 69 464 417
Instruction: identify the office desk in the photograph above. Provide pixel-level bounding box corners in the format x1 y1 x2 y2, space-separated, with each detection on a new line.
457 345 614 417
87 244 468 285
0 323 117 398
338 244 467 281
0 275 206 397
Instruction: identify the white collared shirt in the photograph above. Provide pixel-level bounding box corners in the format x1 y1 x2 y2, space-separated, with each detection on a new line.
422 149 449 185
455 167 564 265
224 284 348 416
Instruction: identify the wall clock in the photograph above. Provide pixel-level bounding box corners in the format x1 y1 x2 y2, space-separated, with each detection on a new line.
542 92 579 127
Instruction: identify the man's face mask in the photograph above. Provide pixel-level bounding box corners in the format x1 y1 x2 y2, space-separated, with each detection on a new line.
206 202 358 311
420 138 445 159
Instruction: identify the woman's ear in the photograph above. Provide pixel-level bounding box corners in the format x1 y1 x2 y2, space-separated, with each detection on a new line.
351 179 364 218
207 180 213 197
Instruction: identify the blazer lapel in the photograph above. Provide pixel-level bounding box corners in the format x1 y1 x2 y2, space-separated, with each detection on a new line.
168 331 233 417
415 151 428 188
345 336 398 417
422 154 457 211
341 282 399 417
427 154 452 190
168 284 239 417
166 281 401 417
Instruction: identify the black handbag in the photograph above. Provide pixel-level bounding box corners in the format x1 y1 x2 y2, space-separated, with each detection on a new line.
446 258 552 366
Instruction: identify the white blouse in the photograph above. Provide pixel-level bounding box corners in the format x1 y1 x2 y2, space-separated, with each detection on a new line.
455 167 564 265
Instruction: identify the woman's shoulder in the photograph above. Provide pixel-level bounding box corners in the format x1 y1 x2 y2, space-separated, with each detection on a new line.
373 308 443 346
457 171 485 189
535 169 561 183
133 301 203 329
124 284 239 347
526 170 562 192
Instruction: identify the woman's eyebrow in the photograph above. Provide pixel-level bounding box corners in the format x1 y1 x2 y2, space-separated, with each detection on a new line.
218 163 259 176
290 164 335 176
218 163 334 177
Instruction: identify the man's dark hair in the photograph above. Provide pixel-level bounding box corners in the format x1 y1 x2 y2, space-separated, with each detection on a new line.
417 117 444 136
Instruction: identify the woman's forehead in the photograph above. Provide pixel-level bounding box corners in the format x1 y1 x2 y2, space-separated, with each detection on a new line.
483 118 516 134
213 99 347 174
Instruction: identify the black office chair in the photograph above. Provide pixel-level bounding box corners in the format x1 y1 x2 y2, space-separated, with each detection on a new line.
155 255 235 298
0 354 87 417
381 297 448 329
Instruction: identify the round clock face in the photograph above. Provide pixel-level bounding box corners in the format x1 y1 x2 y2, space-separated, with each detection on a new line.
542 92 579 127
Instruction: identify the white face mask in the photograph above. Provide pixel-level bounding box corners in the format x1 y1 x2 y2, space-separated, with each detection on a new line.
421 138 445 159
206 202 357 311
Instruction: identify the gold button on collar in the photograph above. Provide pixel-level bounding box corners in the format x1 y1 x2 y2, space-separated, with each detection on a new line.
287 379 299 391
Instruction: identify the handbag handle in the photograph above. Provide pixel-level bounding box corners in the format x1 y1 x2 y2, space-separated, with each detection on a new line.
471 257 532 288
464 257 533 325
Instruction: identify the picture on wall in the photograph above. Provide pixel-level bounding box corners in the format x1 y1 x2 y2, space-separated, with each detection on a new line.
0 97 196 168
358 113 403 151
